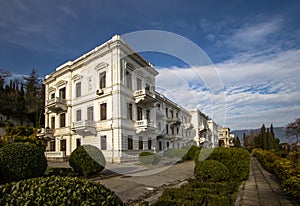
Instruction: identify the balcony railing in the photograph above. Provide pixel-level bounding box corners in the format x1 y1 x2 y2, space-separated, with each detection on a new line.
37 128 55 140
133 89 156 105
135 119 155 128
168 117 181 125
46 97 67 112
135 119 156 133
72 120 96 136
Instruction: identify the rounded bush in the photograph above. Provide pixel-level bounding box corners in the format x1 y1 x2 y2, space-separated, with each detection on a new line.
139 152 161 165
0 143 47 184
69 145 106 177
0 176 124 205
194 160 229 183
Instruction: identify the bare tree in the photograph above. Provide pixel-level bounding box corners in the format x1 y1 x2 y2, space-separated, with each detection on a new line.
286 118 300 144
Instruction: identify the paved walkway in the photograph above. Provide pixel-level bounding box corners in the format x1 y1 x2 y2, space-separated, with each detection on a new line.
239 155 297 206
97 161 195 204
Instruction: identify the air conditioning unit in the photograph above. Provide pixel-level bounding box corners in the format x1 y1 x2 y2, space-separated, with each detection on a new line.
96 89 104 96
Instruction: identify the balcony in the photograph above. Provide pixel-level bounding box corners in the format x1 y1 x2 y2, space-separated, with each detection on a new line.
168 117 181 125
184 122 193 129
135 119 156 133
134 89 156 105
37 128 55 140
165 134 176 140
72 120 96 136
46 97 67 113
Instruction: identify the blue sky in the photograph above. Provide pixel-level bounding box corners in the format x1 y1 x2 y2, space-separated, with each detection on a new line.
0 0 300 130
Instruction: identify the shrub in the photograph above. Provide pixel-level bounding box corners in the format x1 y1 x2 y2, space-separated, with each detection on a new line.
154 182 235 206
253 148 300 203
182 145 201 161
163 148 186 159
206 148 250 182
139 152 161 165
194 160 229 183
69 145 106 177
0 143 47 184
0 176 124 205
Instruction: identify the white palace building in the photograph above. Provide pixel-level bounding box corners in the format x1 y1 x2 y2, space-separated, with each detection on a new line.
38 35 234 162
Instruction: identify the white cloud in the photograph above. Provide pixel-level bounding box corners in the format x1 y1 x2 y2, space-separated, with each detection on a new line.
156 49 300 129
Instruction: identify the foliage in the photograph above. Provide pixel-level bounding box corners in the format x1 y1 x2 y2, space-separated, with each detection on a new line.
69 145 106 177
233 136 241 147
181 145 201 161
194 160 229 183
206 148 250 182
139 151 161 165
155 147 249 205
154 181 236 206
1 125 46 149
253 148 300 203
0 68 44 127
0 176 124 205
0 143 47 184
245 124 279 151
163 148 186 159
286 117 300 144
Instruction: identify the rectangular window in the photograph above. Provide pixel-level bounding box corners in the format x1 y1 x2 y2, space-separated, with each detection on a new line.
148 139 152 150
60 139 66 152
136 78 142 90
51 116 55 129
100 103 107 120
51 93 55 99
128 136 133 150
177 127 179 134
60 113 66 128
170 110 174 118
171 127 174 135
166 124 169 134
137 107 143 121
145 83 150 91
127 103 133 120
50 141 55 151
76 82 81 97
87 107 93 121
146 110 150 121
76 139 81 147
99 72 106 89
166 108 168 117
125 70 132 89
76 110 81 121
159 141 162 151
59 87 66 99
101 136 107 150
139 137 143 150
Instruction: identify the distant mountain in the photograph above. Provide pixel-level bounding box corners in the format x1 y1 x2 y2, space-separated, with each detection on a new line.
231 127 293 144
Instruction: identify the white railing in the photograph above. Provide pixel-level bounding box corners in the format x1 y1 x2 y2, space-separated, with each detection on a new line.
133 89 155 97
72 120 95 128
135 119 155 128
47 97 67 105
45 151 65 158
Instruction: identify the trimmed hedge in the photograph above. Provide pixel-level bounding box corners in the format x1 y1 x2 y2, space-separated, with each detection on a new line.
253 148 300 203
154 181 236 206
206 148 250 182
182 145 201 161
0 143 47 184
194 160 229 183
69 145 106 177
155 148 250 205
139 152 161 165
0 176 124 205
